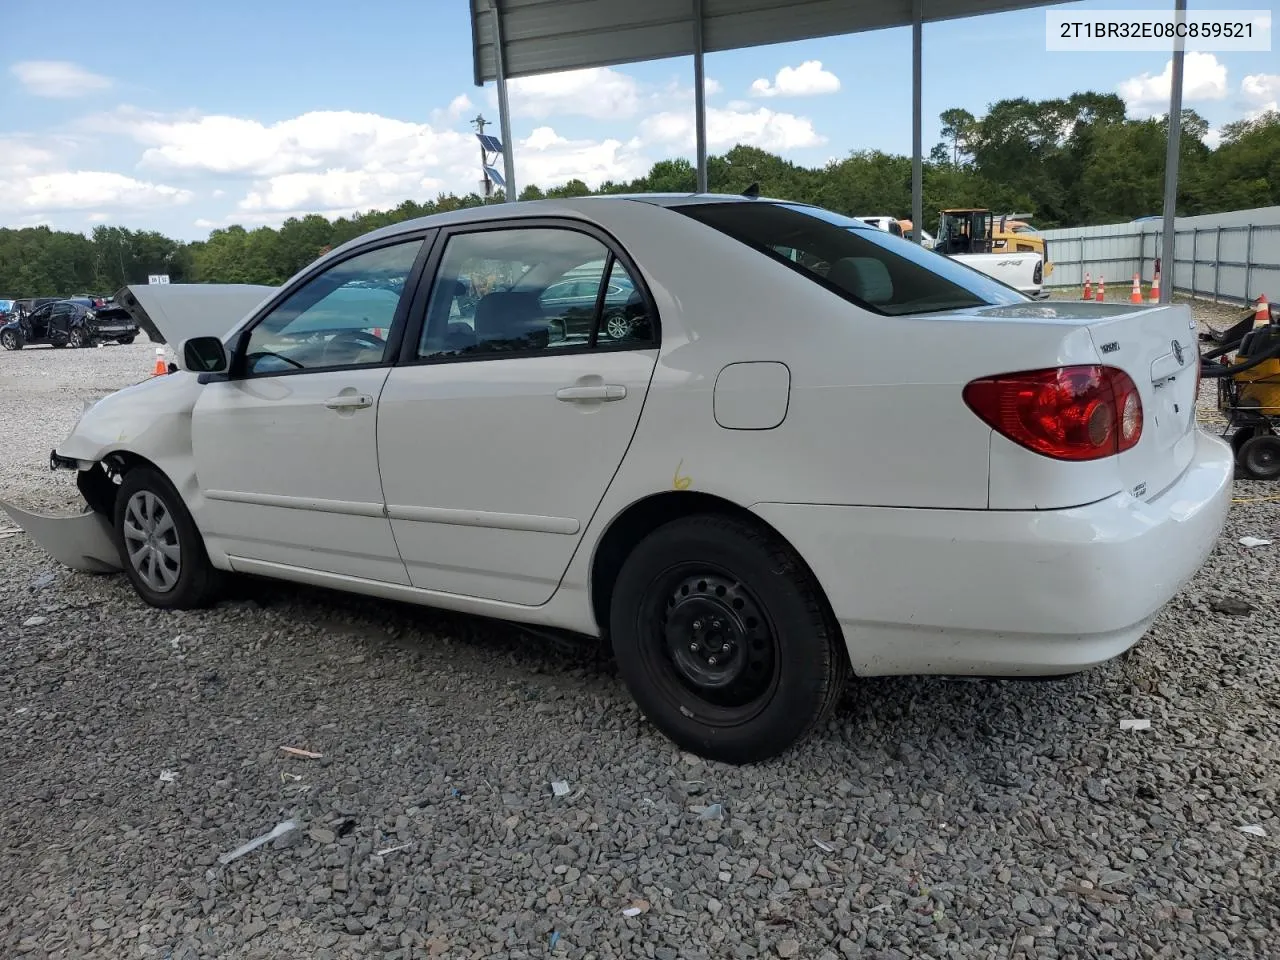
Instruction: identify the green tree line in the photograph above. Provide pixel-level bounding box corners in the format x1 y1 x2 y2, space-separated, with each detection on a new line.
2 94 1276 296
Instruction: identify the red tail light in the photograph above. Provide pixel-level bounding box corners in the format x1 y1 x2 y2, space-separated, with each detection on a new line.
963 365 1143 461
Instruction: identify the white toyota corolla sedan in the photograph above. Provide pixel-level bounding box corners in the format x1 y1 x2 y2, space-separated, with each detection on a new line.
4 194 1233 764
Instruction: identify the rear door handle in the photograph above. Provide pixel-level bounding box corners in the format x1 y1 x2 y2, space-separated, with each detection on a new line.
556 384 627 402
324 394 374 410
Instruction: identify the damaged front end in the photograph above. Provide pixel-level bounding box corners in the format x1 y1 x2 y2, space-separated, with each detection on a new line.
0 454 122 573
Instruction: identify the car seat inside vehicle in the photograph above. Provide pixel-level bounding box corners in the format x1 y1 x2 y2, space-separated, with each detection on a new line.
826 257 894 305
473 291 550 352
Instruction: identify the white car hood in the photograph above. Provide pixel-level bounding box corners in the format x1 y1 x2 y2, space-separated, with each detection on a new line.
112 283 278 345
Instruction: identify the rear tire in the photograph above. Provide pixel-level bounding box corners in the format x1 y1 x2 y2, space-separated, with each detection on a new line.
1239 434 1280 481
113 466 223 609
609 514 848 764
1230 426 1257 460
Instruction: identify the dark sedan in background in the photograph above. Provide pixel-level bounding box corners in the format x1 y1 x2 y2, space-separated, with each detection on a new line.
1 297 139 350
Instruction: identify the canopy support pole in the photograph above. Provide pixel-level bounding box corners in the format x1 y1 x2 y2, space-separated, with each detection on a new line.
911 0 923 243
491 0 517 202
693 0 708 192
1159 0 1186 301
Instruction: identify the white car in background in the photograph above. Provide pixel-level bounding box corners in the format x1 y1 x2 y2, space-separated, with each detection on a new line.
3 194 1232 764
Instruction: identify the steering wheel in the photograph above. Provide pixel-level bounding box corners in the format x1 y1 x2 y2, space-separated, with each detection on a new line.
327 329 386 352
245 350 304 371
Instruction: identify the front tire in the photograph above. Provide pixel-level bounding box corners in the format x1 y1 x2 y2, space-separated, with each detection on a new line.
117 335 135 345
113 467 222 609
0 329 21 351
610 514 849 764
68 328 87 348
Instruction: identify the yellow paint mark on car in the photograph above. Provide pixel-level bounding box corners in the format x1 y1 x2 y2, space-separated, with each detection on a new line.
673 460 692 490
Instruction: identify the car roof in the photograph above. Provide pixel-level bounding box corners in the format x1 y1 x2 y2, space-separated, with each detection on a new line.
346 193 792 241
310 192 879 280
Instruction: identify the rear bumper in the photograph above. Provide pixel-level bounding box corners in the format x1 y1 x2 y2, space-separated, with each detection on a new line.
751 429 1233 677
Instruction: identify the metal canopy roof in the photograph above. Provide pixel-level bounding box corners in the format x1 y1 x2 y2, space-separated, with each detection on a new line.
471 0 1059 83
471 0 1062 83
466 0 1189 304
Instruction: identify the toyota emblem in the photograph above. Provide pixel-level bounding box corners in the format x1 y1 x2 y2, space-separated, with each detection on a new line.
1172 339 1184 365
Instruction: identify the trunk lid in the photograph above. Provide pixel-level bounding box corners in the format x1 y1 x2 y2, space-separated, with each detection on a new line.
1085 302 1200 501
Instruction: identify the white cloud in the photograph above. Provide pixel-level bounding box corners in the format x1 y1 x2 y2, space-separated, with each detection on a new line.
0 134 191 221
750 60 840 98
1203 127 1223 149
1118 52 1228 117
86 212 109 223
641 105 825 152
239 169 446 213
116 108 477 180
1241 72 1280 118
498 67 643 120
432 93 475 125
2 172 192 213
704 78 723 96
211 188 226 198
516 126 649 187
11 60 112 97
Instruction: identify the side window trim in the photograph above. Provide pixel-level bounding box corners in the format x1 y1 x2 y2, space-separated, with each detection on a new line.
228 228 438 380
396 216 660 368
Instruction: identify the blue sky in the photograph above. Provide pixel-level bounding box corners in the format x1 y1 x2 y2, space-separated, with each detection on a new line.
1 0 1276 240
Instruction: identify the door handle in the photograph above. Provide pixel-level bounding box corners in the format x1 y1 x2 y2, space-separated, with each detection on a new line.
556 384 627 402
324 393 374 410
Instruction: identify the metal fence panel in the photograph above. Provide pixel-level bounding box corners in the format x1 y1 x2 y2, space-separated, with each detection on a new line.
1041 205 1280 305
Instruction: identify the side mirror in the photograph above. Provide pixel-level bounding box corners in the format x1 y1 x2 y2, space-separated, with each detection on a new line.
179 336 228 379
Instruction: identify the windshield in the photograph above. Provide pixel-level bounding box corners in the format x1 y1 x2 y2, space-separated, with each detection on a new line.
677 201 1028 316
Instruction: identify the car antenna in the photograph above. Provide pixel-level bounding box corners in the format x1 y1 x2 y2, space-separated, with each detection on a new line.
742 182 761 199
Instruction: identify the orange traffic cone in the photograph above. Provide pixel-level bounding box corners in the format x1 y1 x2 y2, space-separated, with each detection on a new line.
1095 275 1105 302
1254 294 1272 327
1130 273 1143 303
1148 268 1161 303
1082 272 1092 300
153 347 167 376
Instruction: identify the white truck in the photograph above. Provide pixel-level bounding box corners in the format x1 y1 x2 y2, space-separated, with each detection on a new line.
856 211 1048 299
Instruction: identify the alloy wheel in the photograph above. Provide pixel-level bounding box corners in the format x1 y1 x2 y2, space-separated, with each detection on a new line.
122 491 182 592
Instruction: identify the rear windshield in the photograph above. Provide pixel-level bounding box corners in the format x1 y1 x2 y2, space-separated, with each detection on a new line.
676 201 1029 316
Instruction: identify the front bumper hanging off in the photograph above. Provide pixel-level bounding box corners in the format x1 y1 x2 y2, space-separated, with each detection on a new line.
0 451 123 573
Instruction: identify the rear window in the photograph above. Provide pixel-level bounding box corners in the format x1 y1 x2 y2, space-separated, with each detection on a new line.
677 201 1028 316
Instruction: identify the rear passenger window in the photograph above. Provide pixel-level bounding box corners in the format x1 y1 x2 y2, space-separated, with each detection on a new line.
417 227 654 360
678 201 1028 316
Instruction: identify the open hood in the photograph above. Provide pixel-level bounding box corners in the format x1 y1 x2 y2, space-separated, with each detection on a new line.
112 283 278 345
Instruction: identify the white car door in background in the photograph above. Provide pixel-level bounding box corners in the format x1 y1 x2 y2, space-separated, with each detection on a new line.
191 236 428 584
377 223 660 605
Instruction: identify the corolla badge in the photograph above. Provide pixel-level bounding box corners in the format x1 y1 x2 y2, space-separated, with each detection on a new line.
1172 339 1185 365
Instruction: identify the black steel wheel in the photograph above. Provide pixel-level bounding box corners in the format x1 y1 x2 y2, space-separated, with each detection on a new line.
113 466 223 609
0 329 21 351
1239 434 1280 481
610 514 849 764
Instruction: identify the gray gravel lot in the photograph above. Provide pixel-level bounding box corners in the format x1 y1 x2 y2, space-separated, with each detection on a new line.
2 312 1279 960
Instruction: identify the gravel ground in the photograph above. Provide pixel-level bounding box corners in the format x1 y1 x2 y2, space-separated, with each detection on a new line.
2 319 1279 960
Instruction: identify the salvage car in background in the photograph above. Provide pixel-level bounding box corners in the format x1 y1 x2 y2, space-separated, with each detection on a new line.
1 297 140 350
2 194 1232 764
